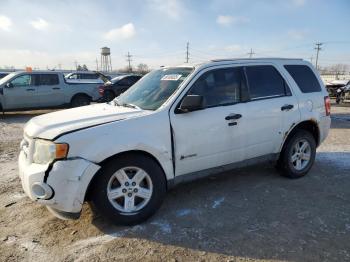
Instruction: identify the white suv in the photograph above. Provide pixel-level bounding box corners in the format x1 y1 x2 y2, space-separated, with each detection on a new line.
18 58 331 225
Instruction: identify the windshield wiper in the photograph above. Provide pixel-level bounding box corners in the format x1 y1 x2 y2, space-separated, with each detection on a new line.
121 103 141 109
112 99 140 109
113 99 121 106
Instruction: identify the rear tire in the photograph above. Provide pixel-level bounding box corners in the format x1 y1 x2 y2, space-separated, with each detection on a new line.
71 94 91 108
278 130 316 179
90 154 166 226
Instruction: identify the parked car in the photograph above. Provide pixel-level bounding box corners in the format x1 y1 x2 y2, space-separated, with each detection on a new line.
326 80 350 98
98 74 142 102
0 72 9 79
18 58 331 225
335 84 350 104
65 71 111 84
0 71 102 112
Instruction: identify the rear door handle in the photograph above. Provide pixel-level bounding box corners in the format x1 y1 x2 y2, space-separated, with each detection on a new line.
281 104 294 111
52 87 60 90
26 88 35 91
225 113 242 120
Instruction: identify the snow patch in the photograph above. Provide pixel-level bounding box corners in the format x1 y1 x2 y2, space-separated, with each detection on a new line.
71 231 124 249
176 209 192 217
150 220 172 234
212 197 225 209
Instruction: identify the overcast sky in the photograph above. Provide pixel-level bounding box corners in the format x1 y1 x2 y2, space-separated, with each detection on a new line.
0 0 349 70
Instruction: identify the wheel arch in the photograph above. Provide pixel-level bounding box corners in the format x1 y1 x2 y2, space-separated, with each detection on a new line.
280 119 320 154
84 150 168 201
70 93 92 102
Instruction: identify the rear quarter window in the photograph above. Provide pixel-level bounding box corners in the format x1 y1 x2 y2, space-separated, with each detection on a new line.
284 65 321 93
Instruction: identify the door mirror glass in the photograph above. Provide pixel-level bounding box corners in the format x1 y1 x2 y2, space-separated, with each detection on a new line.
5 82 13 88
177 95 203 113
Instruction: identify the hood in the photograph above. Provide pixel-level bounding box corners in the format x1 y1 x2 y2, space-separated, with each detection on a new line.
25 103 150 140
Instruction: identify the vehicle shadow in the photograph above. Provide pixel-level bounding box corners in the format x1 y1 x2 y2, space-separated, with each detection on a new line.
89 151 350 261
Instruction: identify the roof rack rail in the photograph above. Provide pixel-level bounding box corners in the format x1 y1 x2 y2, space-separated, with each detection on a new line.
210 58 304 62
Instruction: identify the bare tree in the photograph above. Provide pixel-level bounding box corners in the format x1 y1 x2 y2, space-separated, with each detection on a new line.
136 63 150 74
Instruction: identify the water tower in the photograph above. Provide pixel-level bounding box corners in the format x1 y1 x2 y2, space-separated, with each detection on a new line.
100 47 112 72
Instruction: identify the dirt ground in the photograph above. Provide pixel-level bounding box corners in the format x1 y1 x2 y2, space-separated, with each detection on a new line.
0 104 349 262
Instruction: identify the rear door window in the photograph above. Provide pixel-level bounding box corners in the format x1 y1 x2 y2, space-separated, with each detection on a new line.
245 65 289 100
284 65 322 93
38 74 59 85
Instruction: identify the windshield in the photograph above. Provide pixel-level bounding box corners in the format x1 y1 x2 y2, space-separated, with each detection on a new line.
0 72 17 85
116 67 193 110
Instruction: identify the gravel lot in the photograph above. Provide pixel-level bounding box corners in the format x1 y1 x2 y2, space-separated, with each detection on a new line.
0 104 349 262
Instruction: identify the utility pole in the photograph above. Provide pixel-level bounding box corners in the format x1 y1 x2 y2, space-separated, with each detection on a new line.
95 58 99 71
247 48 255 58
74 61 78 70
126 52 132 72
314 42 323 70
185 42 190 63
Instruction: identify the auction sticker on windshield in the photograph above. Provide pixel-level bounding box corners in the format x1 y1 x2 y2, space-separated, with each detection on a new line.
161 74 182 81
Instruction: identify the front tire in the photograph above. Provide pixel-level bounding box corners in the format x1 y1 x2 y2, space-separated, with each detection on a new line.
278 130 316 179
90 154 166 225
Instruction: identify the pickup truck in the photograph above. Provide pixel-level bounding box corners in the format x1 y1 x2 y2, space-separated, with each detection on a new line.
0 71 102 112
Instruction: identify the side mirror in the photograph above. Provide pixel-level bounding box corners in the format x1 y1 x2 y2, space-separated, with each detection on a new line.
5 82 13 88
177 95 203 113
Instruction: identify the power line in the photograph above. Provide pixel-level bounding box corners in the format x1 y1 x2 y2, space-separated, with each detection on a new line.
185 42 190 63
247 48 255 58
126 51 132 71
314 42 323 70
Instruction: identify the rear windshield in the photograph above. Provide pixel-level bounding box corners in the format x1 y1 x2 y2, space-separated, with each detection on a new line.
284 65 322 93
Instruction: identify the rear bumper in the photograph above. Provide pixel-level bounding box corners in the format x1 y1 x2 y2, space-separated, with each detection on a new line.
19 151 100 215
319 115 331 144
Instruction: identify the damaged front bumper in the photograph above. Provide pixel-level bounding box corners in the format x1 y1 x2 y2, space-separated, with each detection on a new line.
18 151 100 219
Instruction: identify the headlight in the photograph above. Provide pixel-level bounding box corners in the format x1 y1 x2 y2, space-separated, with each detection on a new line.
33 139 69 164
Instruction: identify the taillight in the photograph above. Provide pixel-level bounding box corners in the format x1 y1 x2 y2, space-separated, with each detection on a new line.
98 86 105 95
324 96 331 116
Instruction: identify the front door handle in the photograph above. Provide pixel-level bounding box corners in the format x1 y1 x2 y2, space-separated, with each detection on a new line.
52 87 60 90
26 88 35 91
225 113 242 120
281 104 294 111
